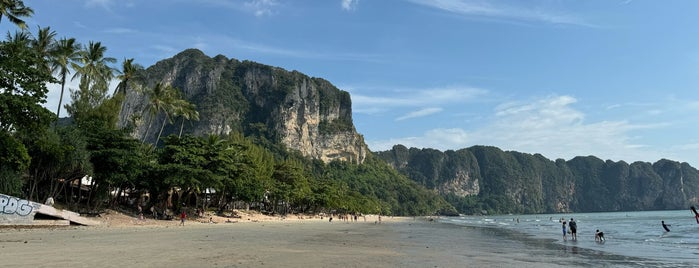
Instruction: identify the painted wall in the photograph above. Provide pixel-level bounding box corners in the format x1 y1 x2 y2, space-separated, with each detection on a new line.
0 194 41 225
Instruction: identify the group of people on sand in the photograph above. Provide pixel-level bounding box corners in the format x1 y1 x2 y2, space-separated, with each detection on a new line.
560 218 604 242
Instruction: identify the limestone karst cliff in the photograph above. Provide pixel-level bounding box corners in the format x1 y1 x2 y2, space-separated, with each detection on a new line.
377 144 699 214
118 49 367 164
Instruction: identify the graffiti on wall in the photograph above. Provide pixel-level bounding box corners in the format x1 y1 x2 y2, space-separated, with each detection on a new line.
0 195 34 216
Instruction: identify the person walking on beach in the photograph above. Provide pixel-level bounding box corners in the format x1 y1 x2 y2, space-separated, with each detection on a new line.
569 218 577 240
662 220 671 232
562 220 567 241
179 210 187 226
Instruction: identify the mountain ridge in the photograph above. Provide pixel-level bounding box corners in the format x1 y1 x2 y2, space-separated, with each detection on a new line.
377 144 699 214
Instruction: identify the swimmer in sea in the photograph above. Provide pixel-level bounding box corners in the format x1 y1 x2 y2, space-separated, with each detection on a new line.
662 220 671 232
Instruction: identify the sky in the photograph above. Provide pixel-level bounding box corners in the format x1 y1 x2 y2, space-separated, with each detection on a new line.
5 0 699 167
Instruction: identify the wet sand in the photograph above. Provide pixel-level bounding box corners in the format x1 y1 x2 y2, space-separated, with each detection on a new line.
0 217 578 268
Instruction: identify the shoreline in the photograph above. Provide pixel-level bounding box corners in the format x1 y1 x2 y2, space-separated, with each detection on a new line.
1 212 647 268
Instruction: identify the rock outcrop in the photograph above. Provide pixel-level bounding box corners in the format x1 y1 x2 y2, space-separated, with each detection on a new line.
119 49 367 163
377 145 699 214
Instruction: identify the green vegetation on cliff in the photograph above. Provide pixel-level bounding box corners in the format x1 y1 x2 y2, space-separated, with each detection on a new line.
377 145 699 215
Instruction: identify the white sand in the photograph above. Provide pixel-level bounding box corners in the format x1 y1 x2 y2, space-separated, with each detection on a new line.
0 212 573 267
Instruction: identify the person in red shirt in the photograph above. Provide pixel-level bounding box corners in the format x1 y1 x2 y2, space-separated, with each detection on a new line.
179 211 187 226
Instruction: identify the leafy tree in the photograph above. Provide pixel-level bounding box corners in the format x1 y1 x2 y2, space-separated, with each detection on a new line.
0 31 54 196
85 127 144 210
21 126 92 204
271 159 311 214
0 131 29 196
0 0 33 29
0 35 55 133
223 133 274 209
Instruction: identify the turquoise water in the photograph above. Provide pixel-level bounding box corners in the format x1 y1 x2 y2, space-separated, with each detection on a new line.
440 210 699 267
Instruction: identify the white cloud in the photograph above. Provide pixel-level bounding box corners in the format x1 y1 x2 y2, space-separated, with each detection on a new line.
407 0 594 27
366 95 670 164
244 0 279 16
85 0 114 9
342 0 359 11
73 21 88 29
396 107 443 121
103 28 137 34
188 0 279 17
351 85 487 113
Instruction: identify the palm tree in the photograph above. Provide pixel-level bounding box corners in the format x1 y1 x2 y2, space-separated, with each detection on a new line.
0 0 33 29
114 58 143 96
143 84 194 145
50 37 81 121
114 58 144 119
173 100 199 138
31 26 57 76
5 30 31 46
154 86 185 145
65 41 116 126
71 41 116 98
142 83 172 143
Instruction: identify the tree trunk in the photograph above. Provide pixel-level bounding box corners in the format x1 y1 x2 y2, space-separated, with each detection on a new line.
178 117 185 138
55 75 66 125
155 113 169 146
142 113 154 143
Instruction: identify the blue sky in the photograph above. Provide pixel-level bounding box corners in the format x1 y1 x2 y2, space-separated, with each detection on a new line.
6 0 699 166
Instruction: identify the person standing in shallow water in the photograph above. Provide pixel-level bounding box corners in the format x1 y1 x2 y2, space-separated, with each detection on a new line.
569 218 577 240
562 220 567 241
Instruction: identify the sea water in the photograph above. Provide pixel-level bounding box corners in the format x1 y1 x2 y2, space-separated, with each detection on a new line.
440 210 699 267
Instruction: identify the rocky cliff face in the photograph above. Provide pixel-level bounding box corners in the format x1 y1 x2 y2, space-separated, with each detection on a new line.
119 49 367 163
377 145 699 214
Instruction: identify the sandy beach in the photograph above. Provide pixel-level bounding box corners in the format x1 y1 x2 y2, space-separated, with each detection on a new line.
0 211 576 268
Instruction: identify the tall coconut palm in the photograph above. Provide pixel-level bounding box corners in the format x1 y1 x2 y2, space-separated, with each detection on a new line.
71 41 116 99
114 58 144 121
30 26 57 76
172 99 199 138
142 83 172 143
66 41 116 126
154 86 186 145
49 37 80 121
0 0 33 29
114 58 143 96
